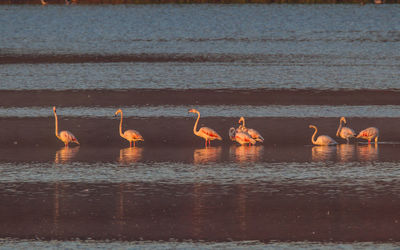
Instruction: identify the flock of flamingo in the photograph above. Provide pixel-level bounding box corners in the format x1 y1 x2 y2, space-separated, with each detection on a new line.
53 107 379 148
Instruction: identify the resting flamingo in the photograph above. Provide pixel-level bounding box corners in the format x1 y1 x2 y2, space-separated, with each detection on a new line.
238 117 264 143
309 125 337 146
229 127 256 146
356 127 379 144
189 109 222 147
114 109 144 147
336 116 355 143
53 106 79 147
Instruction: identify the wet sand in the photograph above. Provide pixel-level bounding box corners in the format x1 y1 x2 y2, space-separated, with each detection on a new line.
2 89 400 106
0 117 397 148
0 181 399 242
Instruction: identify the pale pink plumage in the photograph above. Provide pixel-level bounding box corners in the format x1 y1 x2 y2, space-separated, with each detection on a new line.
229 127 256 145
115 109 144 147
356 127 379 144
238 117 264 143
189 109 222 147
336 117 355 143
53 106 80 147
309 125 337 146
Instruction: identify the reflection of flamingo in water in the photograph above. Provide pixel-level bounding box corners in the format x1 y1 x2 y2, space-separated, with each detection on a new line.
336 117 355 144
357 144 378 161
356 127 379 144
189 109 222 147
311 145 336 161
229 128 256 146
53 107 80 147
114 109 144 147
309 125 337 145
230 145 263 163
119 147 143 164
193 147 222 164
336 144 355 162
238 117 264 143
54 146 80 164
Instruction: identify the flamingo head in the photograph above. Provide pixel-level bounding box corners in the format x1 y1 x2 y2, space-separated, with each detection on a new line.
114 109 122 116
53 106 56 113
238 117 245 124
188 109 198 114
229 127 236 141
340 117 347 123
309 125 317 130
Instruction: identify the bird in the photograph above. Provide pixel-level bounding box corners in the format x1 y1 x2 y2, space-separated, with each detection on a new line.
188 109 222 147
237 117 264 143
114 109 144 147
53 106 80 147
309 125 337 146
336 116 356 143
229 127 256 146
40 0 48 5
356 127 379 144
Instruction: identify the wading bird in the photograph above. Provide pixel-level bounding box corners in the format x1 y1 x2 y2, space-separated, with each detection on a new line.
114 109 144 147
229 127 256 146
189 109 222 147
53 106 79 147
309 125 337 146
237 117 264 143
356 127 379 144
336 116 355 143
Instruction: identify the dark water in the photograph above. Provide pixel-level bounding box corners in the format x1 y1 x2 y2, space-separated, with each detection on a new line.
1 4 400 249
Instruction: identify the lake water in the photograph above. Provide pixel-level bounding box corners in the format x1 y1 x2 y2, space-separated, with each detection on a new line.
1 4 400 249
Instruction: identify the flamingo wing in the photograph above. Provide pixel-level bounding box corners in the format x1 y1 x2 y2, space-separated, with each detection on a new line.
247 128 264 142
199 127 222 140
315 135 337 146
124 129 144 141
357 127 379 139
60 130 79 144
236 132 256 145
340 127 355 139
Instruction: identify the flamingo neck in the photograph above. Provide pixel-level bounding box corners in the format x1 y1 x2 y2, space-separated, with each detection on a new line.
53 110 61 140
336 119 343 137
240 118 246 128
193 111 200 136
118 112 125 138
311 127 318 144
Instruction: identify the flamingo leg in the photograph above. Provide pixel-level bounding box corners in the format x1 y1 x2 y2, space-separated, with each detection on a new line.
208 140 211 147
375 137 378 144
130 141 132 148
368 139 371 145
205 140 207 148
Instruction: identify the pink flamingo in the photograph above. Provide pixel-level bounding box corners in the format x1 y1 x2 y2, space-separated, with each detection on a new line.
229 127 256 146
309 125 337 146
115 109 144 147
336 117 355 143
356 127 379 144
189 109 222 147
53 106 79 147
238 117 264 143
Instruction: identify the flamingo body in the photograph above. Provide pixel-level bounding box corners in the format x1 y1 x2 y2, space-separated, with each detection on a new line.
238 117 264 143
189 109 222 147
53 106 79 147
229 127 256 145
356 127 379 144
309 125 337 146
115 109 143 147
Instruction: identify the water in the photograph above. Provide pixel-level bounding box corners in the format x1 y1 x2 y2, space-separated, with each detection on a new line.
1 3 400 248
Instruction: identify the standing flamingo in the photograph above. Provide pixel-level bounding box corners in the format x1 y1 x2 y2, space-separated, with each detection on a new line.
229 127 256 146
238 117 264 143
53 106 79 147
356 127 379 144
189 109 222 147
309 125 337 146
114 109 143 147
336 117 355 143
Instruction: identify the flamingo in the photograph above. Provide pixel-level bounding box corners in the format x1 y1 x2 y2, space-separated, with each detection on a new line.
356 127 379 144
238 117 264 143
40 0 48 5
229 127 256 146
189 109 222 147
53 106 80 147
309 125 337 146
336 117 356 143
114 109 143 147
